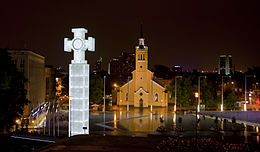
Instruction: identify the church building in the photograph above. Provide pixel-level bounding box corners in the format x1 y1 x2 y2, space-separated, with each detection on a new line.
117 27 168 107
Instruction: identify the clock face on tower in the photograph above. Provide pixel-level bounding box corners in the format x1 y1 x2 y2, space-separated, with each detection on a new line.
72 38 84 50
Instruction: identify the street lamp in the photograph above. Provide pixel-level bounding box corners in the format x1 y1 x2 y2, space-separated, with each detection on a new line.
245 75 255 111
113 83 118 106
104 76 106 112
194 91 199 151
195 92 199 119
103 76 106 134
174 76 182 112
151 80 153 112
127 76 130 112
198 76 206 112
113 83 118 88
221 76 231 112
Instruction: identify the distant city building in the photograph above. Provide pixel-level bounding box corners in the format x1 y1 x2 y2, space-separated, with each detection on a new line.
92 57 103 73
45 65 56 103
55 67 68 96
109 51 135 85
172 65 182 75
218 55 232 75
8 50 45 117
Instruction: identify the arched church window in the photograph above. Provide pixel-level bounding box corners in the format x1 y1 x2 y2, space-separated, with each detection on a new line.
155 93 158 102
126 93 129 101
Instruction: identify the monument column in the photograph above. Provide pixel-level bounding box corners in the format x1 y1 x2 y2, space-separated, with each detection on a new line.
64 28 95 136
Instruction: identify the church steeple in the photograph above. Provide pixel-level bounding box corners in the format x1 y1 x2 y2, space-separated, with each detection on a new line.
136 24 148 71
139 24 145 47
140 24 144 39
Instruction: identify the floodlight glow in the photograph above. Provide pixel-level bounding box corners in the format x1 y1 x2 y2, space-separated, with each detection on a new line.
195 92 199 98
244 103 247 111
64 28 95 136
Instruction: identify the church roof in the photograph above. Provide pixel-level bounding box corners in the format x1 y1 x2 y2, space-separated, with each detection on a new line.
120 79 133 88
134 87 149 94
152 80 165 89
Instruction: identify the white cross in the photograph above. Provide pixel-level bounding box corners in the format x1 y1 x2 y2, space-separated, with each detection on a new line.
64 28 95 63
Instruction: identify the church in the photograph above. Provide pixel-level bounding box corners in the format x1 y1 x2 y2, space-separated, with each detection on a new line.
117 28 168 107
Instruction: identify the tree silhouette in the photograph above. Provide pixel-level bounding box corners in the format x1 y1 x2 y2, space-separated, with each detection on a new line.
0 49 30 132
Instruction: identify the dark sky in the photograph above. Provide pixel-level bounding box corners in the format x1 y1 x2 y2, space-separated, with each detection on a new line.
1 0 259 72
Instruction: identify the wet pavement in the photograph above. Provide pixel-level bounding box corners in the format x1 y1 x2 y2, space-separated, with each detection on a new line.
87 107 260 143
29 106 260 144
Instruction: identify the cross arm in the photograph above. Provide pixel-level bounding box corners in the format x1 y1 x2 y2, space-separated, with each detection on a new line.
85 37 95 51
64 38 72 52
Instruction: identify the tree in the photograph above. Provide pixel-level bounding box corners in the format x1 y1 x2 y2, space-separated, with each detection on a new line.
168 73 197 106
200 78 217 108
168 72 218 108
0 49 29 132
224 87 237 109
178 74 195 106
89 73 104 104
153 65 173 79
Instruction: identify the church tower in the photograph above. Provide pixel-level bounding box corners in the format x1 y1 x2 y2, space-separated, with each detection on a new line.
135 25 148 71
117 25 168 108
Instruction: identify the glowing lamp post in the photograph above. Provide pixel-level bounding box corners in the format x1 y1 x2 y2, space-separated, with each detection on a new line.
195 92 199 113
174 76 182 112
113 83 118 88
221 76 231 112
194 91 199 150
195 92 199 98
198 76 206 112
244 75 255 111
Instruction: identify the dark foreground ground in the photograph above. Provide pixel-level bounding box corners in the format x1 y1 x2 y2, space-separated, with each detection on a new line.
0 134 50 152
38 135 260 152
1 134 260 152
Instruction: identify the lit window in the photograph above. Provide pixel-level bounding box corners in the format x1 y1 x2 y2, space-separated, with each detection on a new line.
155 93 158 102
126 93 128 101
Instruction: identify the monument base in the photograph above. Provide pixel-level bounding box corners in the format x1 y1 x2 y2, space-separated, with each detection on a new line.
69 63 89 136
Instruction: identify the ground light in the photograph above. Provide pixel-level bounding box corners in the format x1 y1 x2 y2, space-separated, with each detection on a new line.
221 76 231 112
244 75 256 111
198 76 206 112
174 76 182 112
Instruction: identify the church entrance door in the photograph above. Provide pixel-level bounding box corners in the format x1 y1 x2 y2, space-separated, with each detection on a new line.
139 98 143 107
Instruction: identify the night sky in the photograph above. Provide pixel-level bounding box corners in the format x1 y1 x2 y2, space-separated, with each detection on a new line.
1 0 259 72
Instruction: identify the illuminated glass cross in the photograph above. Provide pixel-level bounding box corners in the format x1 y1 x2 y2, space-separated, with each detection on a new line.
64 28 95 63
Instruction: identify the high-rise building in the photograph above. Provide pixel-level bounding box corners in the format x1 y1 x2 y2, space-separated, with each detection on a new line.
8 50 45 117
172 65 182 75
218 55 232 75
109 51 135 85
45 65 56 103
92 57 103 73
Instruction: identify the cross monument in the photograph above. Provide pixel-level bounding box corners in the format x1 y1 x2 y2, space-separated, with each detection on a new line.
64 28 95 136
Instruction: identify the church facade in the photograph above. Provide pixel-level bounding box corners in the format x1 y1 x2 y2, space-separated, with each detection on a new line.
117 29 168 107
